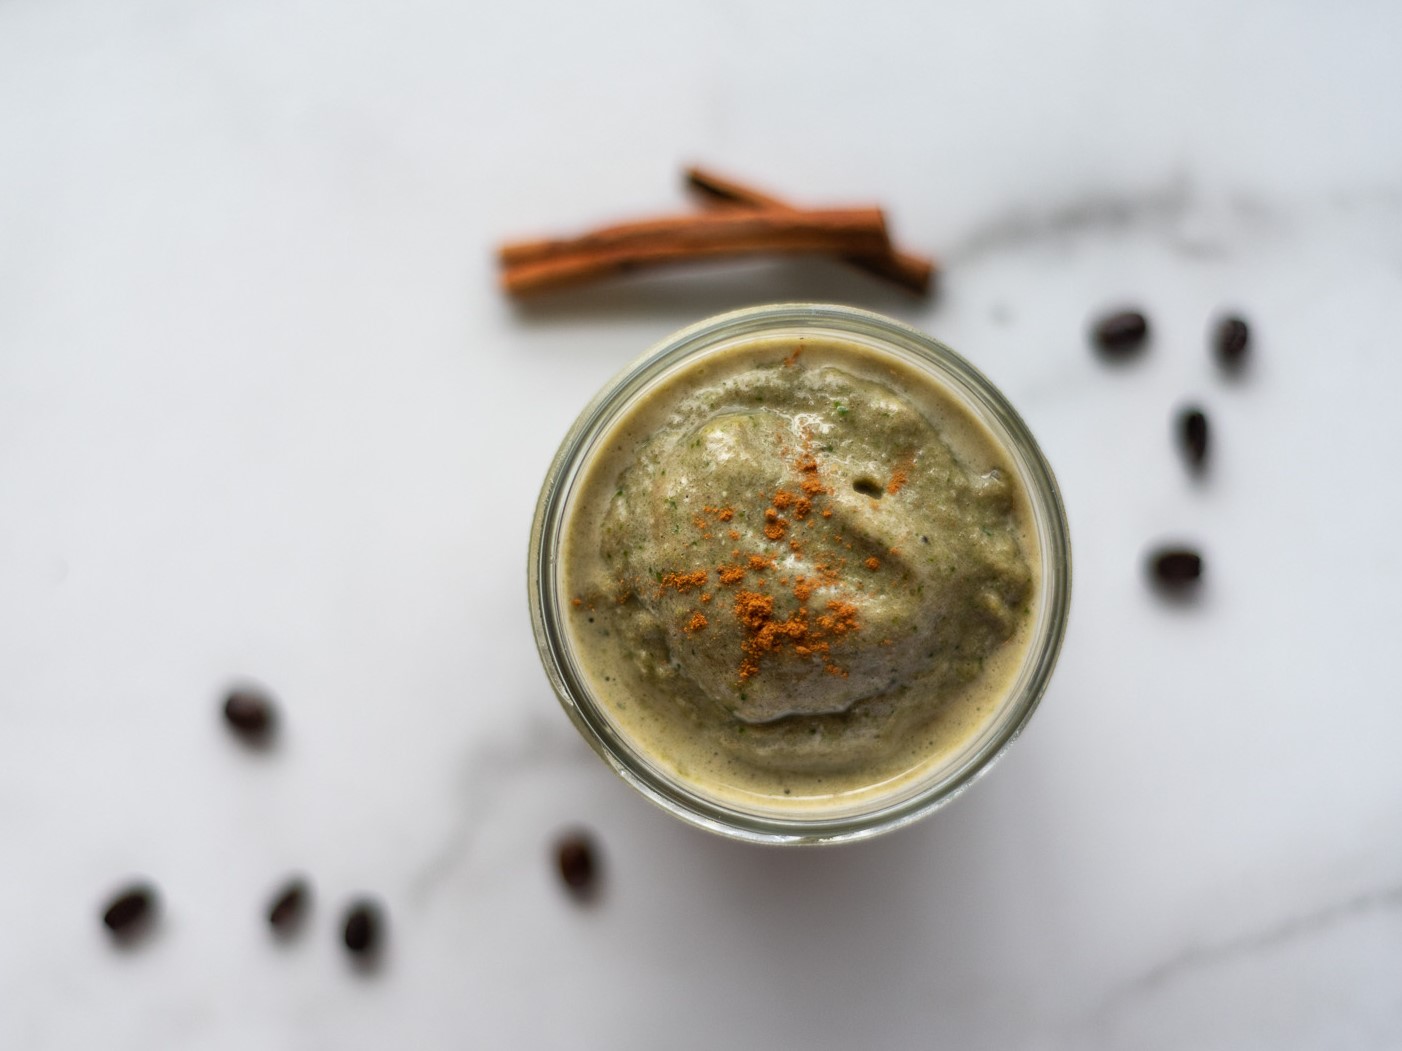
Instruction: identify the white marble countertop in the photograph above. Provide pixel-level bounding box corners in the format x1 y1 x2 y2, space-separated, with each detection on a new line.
3 1 1401 1047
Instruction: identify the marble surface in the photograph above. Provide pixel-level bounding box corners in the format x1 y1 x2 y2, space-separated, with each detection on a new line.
3 1 1401 1047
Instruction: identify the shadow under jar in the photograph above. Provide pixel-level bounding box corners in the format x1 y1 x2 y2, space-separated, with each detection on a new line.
529 304 1070 844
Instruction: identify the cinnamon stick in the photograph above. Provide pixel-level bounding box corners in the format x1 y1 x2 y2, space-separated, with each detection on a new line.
500 208 887 266
685 166 935 296
500 208 891 296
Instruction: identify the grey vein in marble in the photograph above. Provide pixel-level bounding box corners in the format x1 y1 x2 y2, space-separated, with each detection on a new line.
406 711 593 903
1078 879 1402 1035
944 173 1295 265
946 175 1193 263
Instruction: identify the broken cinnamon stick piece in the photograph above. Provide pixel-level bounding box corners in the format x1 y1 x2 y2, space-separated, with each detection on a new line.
500 208 891 296
684 166 936 296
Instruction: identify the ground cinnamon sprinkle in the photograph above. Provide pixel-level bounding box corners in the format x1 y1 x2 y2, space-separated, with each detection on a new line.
730 582 864 680
733 590 773 629
662 569 709 592
818 599 860 635
607 413 881 684
718 565 746 586
886 453 916 495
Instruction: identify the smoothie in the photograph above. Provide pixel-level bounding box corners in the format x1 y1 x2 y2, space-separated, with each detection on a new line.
558 330 1041 813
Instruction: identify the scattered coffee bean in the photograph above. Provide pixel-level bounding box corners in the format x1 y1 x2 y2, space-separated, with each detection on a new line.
267 877 309 934
223 687 275 742
101 883 157 941
1150 548 1203 588
342 899 383 956
1178 407 1209 470
1214 316 1250 371
1091 309 1150 357
555 830 600 900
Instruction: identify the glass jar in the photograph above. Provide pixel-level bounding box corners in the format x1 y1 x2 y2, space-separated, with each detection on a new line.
528 304 1071 844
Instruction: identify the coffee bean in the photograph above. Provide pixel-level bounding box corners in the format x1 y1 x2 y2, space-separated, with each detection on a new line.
1091 309 1150 357
223 688 275 742
1214 316 1250 370
342 899 382 955
1150 548 1203 588
555 831 600 900
101 883 157 941
1178 407 1209 469
267 877 309 934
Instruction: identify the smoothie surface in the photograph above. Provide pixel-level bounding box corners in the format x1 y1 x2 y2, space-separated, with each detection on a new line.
562 333 1038 809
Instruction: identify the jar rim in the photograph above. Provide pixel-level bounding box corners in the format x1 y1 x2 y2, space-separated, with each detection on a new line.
528 303 1072 845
